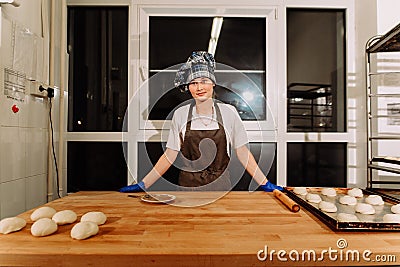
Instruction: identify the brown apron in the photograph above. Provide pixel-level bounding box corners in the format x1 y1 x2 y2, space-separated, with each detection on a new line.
178 101 231 191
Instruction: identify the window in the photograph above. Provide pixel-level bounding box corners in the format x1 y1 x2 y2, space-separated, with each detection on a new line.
147 17 266 121
67 7 128 132
287 8 346 132
287 142 347 187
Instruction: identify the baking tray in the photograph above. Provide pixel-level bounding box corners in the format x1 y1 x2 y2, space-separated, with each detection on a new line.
284 187 400 231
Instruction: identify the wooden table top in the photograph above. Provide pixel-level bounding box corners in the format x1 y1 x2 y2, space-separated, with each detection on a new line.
1 191 400 266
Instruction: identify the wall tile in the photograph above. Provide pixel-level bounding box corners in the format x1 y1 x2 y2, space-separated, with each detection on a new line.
26 128 47 177
0 179 26 219
0 95 20 127
0 126 26 183
25 174 47 211
29 96 48 129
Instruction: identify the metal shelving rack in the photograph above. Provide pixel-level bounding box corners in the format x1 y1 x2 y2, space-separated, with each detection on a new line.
366 22 400 188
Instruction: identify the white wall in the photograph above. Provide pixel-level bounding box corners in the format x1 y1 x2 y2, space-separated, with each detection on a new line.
0 0 63 219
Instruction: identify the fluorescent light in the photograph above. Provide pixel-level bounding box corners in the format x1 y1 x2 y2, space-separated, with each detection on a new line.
207 17 223 56
211 17 223 39
208 39 217 55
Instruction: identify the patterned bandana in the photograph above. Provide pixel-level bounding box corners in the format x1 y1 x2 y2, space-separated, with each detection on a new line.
174 51 216 91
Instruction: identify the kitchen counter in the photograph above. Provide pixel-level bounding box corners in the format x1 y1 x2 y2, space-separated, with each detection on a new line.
0 191 399 266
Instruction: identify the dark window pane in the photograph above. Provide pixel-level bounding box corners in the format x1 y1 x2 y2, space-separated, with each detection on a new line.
137 142 276 191
287 142 347 187
67 7 128 132
287 9 346 132
67 142 127 191
149 17 266 121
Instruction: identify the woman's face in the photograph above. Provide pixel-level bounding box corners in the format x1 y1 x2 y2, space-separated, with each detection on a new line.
188 77 215 101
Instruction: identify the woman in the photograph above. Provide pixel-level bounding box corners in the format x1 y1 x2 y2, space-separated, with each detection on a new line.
120 51 282 192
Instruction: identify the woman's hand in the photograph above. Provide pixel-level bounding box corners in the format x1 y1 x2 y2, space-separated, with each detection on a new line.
260 181 283 192
119 181 145 193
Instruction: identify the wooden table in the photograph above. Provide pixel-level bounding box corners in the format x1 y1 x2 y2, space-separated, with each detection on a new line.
1 191 400 266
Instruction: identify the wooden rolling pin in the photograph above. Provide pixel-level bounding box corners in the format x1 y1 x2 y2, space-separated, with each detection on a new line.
273 189 300 213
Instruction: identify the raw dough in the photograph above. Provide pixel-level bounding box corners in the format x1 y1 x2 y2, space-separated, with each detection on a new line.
365 195 384 206
339 195 357 206
337 213 360 222
383 214 400 223
0 217 26 234
71 221 99 240
30 218 58 237
391 204 400 214
347 188 363 198
293 187 308 196
355 203 375 215
321 188 337 197
318 201 337 212
30 207 57 221
80 211 107 225
306 193 322 203
52 210 77 225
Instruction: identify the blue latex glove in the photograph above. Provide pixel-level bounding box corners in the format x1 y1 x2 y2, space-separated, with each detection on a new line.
260 181 283 192
119 181 145 193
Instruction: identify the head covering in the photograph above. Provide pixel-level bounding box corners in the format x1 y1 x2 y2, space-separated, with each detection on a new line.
174 51 216 91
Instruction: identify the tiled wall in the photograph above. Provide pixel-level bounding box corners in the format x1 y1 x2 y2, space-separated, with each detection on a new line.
0 94 49 219
0 0 52 219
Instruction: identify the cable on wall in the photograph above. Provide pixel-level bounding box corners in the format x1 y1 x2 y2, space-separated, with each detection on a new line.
40 85 61 198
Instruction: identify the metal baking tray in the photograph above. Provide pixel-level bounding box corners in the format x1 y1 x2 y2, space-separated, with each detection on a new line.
284 187 400 231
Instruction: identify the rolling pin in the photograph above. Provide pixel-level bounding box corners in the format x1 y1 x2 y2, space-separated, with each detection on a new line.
273 189 300 213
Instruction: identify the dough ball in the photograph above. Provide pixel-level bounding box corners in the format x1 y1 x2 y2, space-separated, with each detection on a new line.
306 193 322 203
391 204 400 214
30 207 57 221
30 218 58 237
80 211 107 225
383 214 400 223
321 188 337 197
318 201 337 213
339 195 357 206
71 221 99 240
365 195 384 206
347 188 363 198
337 213 360 222
52 210 77 225
293 187 308 196
0 217 26 234
355 203 375 215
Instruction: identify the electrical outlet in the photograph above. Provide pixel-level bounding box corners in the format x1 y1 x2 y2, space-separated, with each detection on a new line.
27 80 47 98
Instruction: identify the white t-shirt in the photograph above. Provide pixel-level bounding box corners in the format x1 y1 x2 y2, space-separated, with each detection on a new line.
166 102 248 153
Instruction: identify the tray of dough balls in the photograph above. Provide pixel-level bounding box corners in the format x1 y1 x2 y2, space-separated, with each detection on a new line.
284 187 400 231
